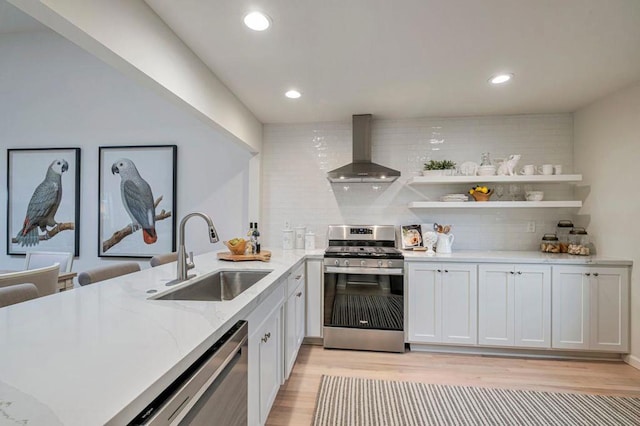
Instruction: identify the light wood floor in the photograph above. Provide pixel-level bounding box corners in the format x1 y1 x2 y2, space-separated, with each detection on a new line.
266 344 640 426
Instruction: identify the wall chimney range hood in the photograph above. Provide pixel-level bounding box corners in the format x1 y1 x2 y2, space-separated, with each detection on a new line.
327 114 401 183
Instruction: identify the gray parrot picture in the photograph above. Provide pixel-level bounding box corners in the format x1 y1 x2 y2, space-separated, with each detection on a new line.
111 158 157 244
15 159 69 247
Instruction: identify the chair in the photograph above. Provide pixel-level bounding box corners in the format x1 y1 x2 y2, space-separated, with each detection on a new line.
25 251 74 273
0 263 60 297
150 252 178 267
78 262 141 286
0 283 39 308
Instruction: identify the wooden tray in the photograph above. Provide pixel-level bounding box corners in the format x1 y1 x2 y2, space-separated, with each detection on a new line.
217 250 271 262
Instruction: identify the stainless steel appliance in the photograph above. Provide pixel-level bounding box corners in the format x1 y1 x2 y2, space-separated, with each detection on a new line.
129 321 248 425
323 225 405 353
326 114 401 183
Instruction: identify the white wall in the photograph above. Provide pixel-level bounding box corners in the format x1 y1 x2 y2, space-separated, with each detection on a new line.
262 114 575 250
0 30 252 274
574 80 640 366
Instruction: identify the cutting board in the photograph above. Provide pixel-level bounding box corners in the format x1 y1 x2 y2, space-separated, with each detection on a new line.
217 250 272 262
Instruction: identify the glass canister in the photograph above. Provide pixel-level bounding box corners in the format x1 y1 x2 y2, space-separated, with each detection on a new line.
540 233 560 253
480 152 492 166
568 227 590 255
556 220 574 253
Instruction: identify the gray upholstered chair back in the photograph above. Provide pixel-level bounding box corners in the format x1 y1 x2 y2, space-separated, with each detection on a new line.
0 263 60 297
25 251 74 273
150 252 178 267
0 283 39 308
78 262 141 286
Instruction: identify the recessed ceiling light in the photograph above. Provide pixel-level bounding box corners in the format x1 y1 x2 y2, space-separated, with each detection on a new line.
489 73 514 85
243 11 271 31
285 90 301 99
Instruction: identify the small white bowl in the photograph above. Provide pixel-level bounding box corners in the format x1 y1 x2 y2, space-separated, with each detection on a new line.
525 191 544 201
477 165 496 176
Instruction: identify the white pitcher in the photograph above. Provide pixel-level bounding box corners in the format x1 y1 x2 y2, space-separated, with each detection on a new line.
436 233 455 254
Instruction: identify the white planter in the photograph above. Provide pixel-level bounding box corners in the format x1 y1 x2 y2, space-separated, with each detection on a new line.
423 170 444 176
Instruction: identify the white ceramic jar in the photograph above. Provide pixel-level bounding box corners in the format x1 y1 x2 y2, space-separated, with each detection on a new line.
294 226 306 249
283 229 294 250
305 232 315 250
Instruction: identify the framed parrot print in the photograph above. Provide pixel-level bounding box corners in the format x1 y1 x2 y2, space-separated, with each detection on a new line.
7 148 81 256
98 145 177 258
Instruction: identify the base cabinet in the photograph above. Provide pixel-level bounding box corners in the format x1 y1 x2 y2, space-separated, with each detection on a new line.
284 264 306 379
407 263 477 345
552 266 629 352
478 264 551 348
247 281 285 426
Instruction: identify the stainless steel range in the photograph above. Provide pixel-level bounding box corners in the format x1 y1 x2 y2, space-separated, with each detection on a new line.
323 225 405 353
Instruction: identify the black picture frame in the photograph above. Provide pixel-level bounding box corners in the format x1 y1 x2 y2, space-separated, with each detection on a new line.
98 145 177 258
7 148 81 256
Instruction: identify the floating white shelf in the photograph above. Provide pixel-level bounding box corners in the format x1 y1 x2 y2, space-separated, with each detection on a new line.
408 201 583 209
407 174 582 185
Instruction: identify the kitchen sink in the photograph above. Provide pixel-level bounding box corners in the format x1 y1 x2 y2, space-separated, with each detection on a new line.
154 270 272 301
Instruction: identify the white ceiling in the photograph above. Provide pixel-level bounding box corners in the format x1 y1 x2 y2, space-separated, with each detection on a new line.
3 1 640 124
144 0 640 124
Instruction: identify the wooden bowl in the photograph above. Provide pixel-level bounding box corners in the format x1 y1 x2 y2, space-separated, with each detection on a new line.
224 239 247 255
471 190 493 202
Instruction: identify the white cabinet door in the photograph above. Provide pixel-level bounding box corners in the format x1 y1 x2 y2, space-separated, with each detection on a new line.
590 267 629 352
305 259 323 338
257 308 281 425
479 264 550 348
478 265 514 346
284 290 297 379
514 265 551 348
407 263 477 345
552 266 591 350
406 263 441 343
441 264 478 345
284 279 306 380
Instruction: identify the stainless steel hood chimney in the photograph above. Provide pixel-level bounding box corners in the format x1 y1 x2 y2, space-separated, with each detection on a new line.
327 114 401 183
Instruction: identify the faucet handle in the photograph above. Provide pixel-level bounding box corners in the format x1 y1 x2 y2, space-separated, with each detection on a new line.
187 251 195 270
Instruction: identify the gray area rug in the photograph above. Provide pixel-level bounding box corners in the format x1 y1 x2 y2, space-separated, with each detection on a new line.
313 375 640 426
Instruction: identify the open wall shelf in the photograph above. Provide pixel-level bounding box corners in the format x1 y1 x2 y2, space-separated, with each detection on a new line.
408 201 583 209
407 174 582 185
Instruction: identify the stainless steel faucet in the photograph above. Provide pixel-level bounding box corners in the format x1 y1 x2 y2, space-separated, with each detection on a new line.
175 212 219 283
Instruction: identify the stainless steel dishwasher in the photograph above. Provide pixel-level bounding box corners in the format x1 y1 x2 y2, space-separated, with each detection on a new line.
129 320 248 425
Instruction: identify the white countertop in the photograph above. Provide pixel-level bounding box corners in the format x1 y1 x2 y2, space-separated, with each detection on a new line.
403 250 633 266
0 248 315 426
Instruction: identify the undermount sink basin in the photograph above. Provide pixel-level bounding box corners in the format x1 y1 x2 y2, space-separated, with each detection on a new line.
155 270 272 301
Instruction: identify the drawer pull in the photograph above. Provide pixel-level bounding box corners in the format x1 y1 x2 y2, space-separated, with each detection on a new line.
296 292 303 297
593 272 599 277
444 270 449 273
437 269 442 273
510 271 515 275
517 271 522 275
586 273 591 276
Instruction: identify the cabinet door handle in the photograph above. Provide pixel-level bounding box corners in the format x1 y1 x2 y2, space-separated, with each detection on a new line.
444 270 449 273
266 332 271 339
261 335 268 343
517 271 522 275
295 275 302 280
510 271 515 275
585 273 591 276
437 269 442 273
296 291 302 297
593 272 599 277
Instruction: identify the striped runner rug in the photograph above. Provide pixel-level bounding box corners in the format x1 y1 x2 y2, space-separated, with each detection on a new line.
313 375 640 426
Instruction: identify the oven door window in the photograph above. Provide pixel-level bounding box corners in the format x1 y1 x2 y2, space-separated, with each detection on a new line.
324 272 403 331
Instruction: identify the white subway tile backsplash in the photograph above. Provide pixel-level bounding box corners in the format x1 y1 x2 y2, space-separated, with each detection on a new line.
261 114 574 251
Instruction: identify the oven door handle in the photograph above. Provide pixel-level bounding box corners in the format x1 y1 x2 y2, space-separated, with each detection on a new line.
324 266 404 275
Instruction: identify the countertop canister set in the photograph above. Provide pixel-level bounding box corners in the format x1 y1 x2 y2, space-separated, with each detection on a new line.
425 152 564 202
282 223 315 250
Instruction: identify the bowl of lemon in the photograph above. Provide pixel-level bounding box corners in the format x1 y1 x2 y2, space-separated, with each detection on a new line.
469 185 492 202
224 238 247 255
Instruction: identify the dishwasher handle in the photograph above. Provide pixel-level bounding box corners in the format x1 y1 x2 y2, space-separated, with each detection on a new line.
129 321 248 425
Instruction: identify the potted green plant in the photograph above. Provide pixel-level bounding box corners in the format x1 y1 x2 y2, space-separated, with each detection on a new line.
423 160 457 176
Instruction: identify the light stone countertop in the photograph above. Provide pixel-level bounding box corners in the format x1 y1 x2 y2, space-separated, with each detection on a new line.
0 248 316 426
403 250 633 266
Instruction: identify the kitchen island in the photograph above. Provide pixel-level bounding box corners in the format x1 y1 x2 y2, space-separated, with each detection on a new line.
0 249 322 426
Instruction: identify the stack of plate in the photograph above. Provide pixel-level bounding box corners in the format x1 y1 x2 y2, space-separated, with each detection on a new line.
440 193 469 202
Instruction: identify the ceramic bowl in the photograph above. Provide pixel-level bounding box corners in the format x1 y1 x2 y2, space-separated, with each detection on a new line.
525 191 544 201
477 165 496 176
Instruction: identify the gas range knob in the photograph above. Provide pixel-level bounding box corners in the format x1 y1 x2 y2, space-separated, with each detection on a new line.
360 260 366 267
344 260 350 267
387 261 393 268
378 260 383 267
334 259 339 266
